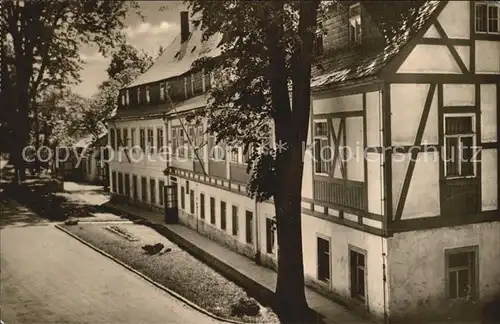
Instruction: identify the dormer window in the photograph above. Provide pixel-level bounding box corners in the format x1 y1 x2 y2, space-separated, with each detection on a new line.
313 21 324 56
146 86 151 103
349 3 362 45
475 2 500 34
160 82 166 101
136 88 141 104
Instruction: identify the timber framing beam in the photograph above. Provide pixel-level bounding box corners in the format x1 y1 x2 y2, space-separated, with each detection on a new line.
433 20 469 74
394 83 436 221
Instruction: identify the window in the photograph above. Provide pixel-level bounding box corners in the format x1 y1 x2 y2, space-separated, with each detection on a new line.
141 177 148 202
124 173 130 197
349 247 366 301
116 128 122 149
190 189 195 214
136 87 141 104
188 126 196 158
313 21 324 56
313 120 331 174
159 180 165 206
200 193 205 219
121 93 126 105
317 237 331 282
445 246 478 300
160 82 166 101
140 128 146 152
444 114 476 179
157 127 164 153
210 197 216 224
204 71 212 90
150 178 156 204
220 201 227 230
195 125 205 159
230 147 239 163
172 128 179 155
118 172 123 195
131 128 136 147
476 2 500 34
146 86 151 103
123 129 129 148
125 90 130 105
232 205 238 236
179 128 186 157
111 171 117 193
349 3 362 45
110 128 116 150
181 186 185 209
132 175 138 200
147 128 154 154
245 211 253 244
266 218 275 254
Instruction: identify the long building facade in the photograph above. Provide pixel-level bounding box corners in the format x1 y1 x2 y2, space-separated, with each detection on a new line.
108 1 500 322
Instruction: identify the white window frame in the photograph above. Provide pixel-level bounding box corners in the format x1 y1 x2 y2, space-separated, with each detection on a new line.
146 86 151 103
349 3 362 45
313 119 330 176
121 93 126 105
475 2 500 34
443 113 477 180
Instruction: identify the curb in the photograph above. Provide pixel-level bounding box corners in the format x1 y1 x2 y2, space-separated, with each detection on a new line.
54 224 247 324
102 203 328 324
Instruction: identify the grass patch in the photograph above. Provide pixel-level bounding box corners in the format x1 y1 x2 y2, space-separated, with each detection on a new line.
62 223 279 323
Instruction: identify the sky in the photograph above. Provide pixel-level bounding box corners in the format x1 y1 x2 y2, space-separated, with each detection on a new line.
72 1 187 98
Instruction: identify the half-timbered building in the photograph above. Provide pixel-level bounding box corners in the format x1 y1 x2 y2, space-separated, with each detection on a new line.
108 1 499 322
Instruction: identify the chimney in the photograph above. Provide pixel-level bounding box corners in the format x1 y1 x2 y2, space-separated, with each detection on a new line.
180 11 190 43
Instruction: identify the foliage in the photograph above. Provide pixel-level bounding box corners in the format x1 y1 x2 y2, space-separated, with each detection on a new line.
187 1 323 320
0 0 139 180
35 87 89 148
79 43 155 142
106 43 154 81
230 297 261 317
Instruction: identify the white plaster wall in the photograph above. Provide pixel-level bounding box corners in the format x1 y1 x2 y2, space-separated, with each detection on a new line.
390 84 438 146
443 84 475 107
345 116 364 182
454 45 470 71
480 84 498 143
423 24 440 39
436 1 470 40
365 91 382 148
397 45 462 74
481 149 498 212
302 215 388 317
388 222 500 317
476 41 500 74
392 152 440 219
313 94 363 115
366 153 383 215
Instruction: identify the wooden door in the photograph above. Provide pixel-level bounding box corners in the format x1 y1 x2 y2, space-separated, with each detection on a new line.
164 184 179 224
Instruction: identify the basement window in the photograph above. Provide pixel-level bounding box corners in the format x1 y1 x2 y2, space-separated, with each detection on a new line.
349 3 362 45
445 246 478 300
476 2 500 34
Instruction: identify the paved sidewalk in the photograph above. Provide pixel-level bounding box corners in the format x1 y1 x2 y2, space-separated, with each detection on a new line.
105 202 374 324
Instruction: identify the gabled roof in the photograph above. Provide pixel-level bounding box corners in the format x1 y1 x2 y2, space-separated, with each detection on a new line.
125 0 441 96
126 21 222 88
311 0 442 90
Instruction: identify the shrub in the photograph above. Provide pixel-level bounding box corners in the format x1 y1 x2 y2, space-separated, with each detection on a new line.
230 296 260 317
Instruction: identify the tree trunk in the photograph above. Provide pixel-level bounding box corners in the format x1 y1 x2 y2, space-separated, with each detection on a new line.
274 139 310 322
